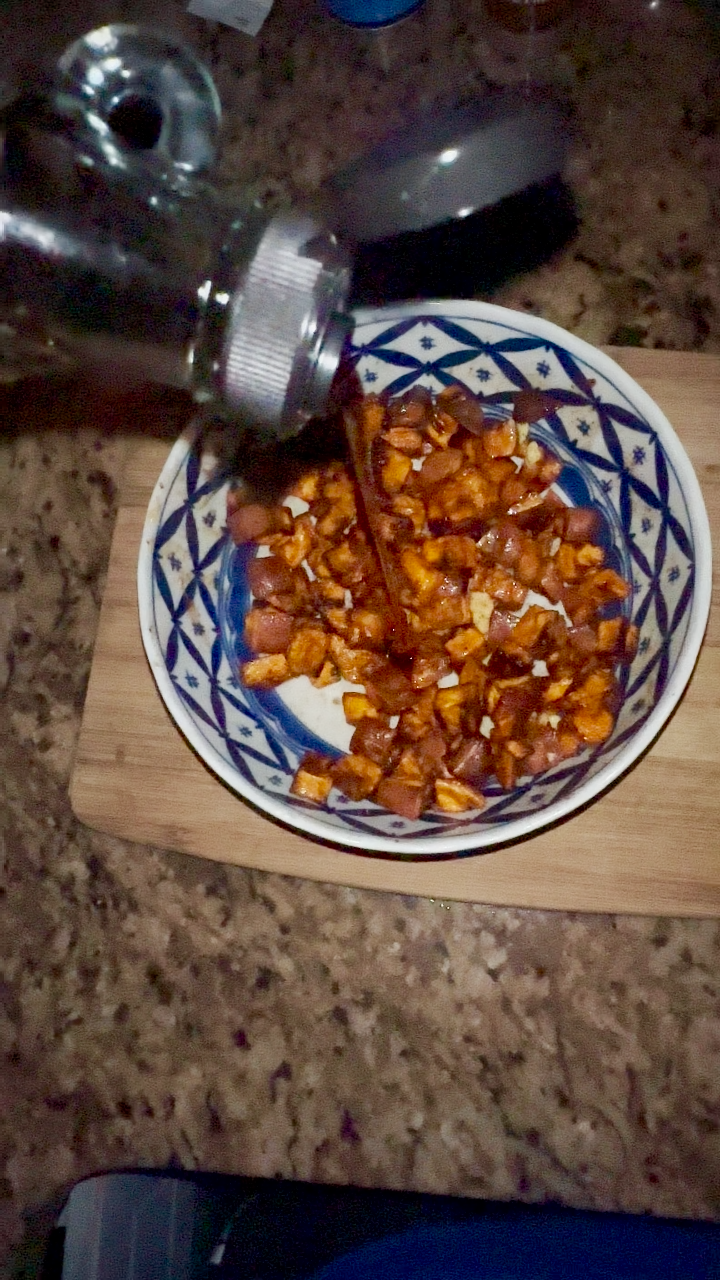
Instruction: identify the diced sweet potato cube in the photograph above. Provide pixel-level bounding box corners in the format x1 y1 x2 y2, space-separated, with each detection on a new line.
524 727 561 775
324 473 356 504
576 542 604 568
417 448 464 489
507 491 546 517
332 754 382 801
392 494 426 535
483 419 518 458
494 747 518 790
445 627 485 663
398 688 437 742
544 675 574 702
567 668 614 708
500 474 532 509
426 410 459 448
417 595 471 631
241 653 290 688
503 605 552 656
375 776 431 820
387 386 432 428
411 641 452 690
469 590 494 635
516 542 543 586
486 674 531 713
556 725 582 757
486 457 519 488
567 624 598 656
414 729 448 777
350 717 397 768
382 427 424 454
556 542 579 582
479 565 527 610
571 707 614 742
291 752 334 803
521 440 543 476
450 737 491 783
381 448 413 494
325 607 349 635
437 385 485 434
492 684 537 739
346 608 387 651
435 778 486 813
365 664 416 715
579 568 630 605
342 692 379 725
327 534 378 588
458 656 486 686
435 684 473 734
479 519 524 567
316 488 356 538
243 607 294 655
311 660 340 688
311 578 347 607
624 623 639 660
328 635 377 684
559 506 601 544
394 747 426 782
400 548 444 603
539 559 566 604
422 535 477 570
274 514 315 568
291 769 333 803
487 608 514 647
360 396 386 441
326 540 357 580
596 617 623 653
287 627 328 677
538 455 563 486
291 469 321 502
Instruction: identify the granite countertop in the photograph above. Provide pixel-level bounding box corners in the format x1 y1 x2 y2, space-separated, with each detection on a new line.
2 0 720 1270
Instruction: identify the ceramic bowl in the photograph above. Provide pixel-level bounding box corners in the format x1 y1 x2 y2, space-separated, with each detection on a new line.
138 301 712 856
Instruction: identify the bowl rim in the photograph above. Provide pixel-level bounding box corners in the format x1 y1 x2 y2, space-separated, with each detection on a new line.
137 300 713 856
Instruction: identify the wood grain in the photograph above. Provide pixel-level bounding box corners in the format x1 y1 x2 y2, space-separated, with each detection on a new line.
70 349 720 915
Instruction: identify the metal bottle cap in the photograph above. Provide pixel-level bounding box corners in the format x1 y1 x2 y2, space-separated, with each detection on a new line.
219 209 352 443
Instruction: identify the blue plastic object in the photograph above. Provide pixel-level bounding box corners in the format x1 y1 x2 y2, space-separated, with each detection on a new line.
313 1216 720 1280
48 1171 720 1280
322 0 422 28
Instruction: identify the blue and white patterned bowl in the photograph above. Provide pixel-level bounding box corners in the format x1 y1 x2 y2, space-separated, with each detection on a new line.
138 302 712 856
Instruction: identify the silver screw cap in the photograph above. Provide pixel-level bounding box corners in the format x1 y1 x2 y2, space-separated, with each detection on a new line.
220 209 353 443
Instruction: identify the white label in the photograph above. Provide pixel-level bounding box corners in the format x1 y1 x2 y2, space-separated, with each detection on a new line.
187 0 274 36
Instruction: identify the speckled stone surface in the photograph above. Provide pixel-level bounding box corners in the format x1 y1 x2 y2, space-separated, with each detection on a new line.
2 0 720 1272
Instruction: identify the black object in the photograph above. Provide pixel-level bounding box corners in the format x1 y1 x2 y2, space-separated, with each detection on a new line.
348 174 579 306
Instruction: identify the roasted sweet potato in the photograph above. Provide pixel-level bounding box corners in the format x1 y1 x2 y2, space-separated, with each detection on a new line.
232 384 634 817
244 607 294 655
332 754 383 800
350 717 398 768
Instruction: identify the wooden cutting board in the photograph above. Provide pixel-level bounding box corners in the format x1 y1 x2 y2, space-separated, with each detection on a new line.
70 349 720 916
